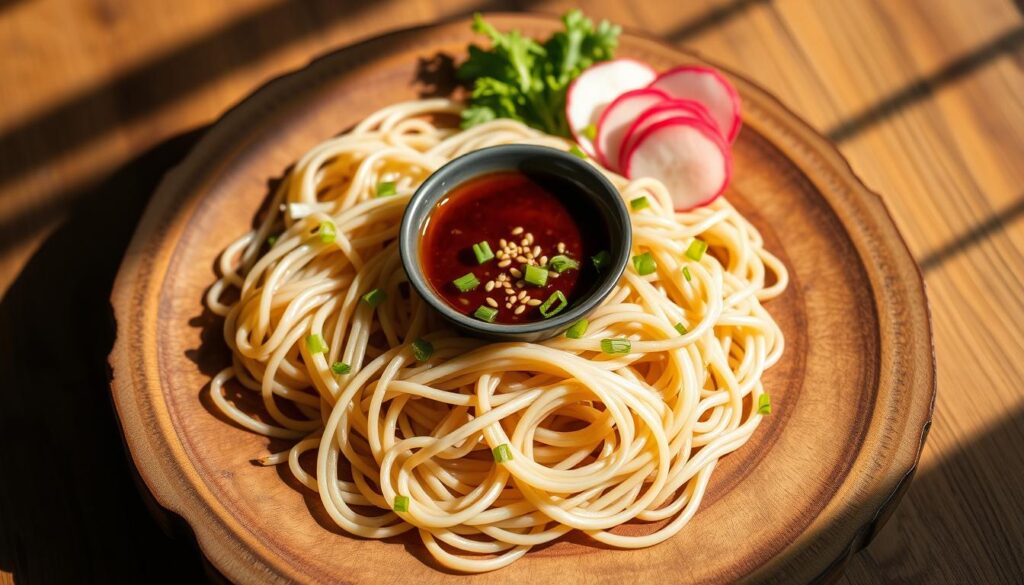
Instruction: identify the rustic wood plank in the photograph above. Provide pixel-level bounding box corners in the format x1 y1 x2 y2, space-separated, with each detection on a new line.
0 0 1021 583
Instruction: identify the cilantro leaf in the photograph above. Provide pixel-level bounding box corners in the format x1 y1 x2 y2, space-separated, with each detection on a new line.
457 10 621 137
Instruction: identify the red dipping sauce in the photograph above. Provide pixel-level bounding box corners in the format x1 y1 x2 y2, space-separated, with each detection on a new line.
420 171 605 324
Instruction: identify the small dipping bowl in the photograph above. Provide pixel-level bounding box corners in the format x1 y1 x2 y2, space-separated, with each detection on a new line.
399 144 631 341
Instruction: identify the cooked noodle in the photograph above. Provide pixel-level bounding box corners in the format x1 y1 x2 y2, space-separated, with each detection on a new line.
206 98 788 572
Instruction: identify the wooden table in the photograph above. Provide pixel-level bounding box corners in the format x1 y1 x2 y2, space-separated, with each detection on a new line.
0 1 1020 583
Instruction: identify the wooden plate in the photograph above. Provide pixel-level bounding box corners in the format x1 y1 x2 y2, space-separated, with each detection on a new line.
109 13 934 584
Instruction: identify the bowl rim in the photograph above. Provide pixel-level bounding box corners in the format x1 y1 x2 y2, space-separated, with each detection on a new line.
398 144 632 338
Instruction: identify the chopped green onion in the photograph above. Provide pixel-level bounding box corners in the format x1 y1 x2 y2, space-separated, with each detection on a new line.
524 264 549 286
474 305 498 323
318 221 336 243
361 288 387 308
674 323 688 335
632 251 657 276
305 334 328 354
630 196 650 211
539 291 567 318
472 241 494 264
453 273 480 292
757 393 772 415
547 255 579 273
376 181 397 197
582 124 597 141
682 266 692 282
591 250 611 271
569 144 587 159
412 338 433 362
266 235 278 246
393 494 410 512
600 338 632 354
331 362 351 375
492 443 513 463
686 238 708 261
565 319 589 339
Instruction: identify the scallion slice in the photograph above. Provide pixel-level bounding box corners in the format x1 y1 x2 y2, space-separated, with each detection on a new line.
376 181 397 197
412 338 433 362
674 323 687 335
524 264 549 286
630 196 650 211
547 255 578 273
453 273 480 292
305 334 328 354
361 288 387 307
318 221 336 243
331 362 351 375
632 251 657 276
474 305 498 323
758 393 772 415
682 266 692 281
472 241 494 264
393 494 410 512
569 144 587 159
492 443 513 463
539 291 567 318
600 338 631 354
591 250 611 271
565 319 588 339
686 238 708 261
582 124 597 141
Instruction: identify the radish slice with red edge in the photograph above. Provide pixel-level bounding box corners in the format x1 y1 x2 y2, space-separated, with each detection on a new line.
618 99 720 171
566 59 657 156
594 88 669 171
649 66 742 142
625 117 731 210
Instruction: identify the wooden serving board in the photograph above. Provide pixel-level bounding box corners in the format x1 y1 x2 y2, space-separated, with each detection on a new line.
108 13 934 584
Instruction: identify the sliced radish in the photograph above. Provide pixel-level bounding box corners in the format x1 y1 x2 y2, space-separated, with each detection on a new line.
649 66 742 143
566 59 657 156
594 88 669 172
617 100 720 171
625 117 731 210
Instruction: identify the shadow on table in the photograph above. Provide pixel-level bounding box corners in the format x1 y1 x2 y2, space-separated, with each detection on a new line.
0 128 215 584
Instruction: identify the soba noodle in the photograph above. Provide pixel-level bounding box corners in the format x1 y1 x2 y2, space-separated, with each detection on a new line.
205 98 787 572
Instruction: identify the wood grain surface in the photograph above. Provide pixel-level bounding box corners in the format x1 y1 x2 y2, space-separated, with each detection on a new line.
0 1 1020 584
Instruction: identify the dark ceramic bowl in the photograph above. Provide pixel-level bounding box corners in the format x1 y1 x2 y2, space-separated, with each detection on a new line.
399 144 631 342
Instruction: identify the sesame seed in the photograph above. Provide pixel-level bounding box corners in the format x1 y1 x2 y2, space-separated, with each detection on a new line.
520 238 529 247
506 302 513 309
527 299 542 306
495 250 506 259
526 233 534 244
518 291 527 300
458 298 469 306
532 245 541 257
550 272 559 278
515 255 528 263
486 297 498 308
499 238 507 247
511 227 524 235
504 281 513 289
557 242 566 253
516 280 525 288
526 253 534 260
539 255 548 265
514 305 526 315
509 267 522 278
498 259 511 268
485 281 495 291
